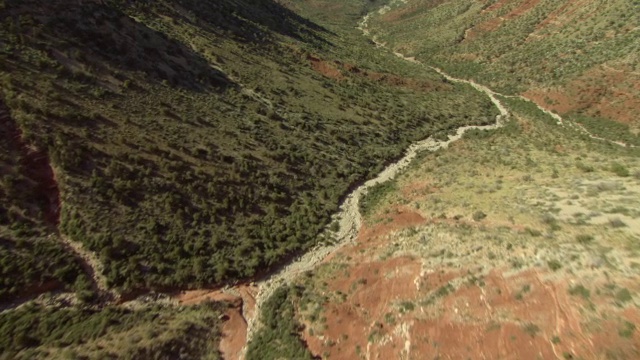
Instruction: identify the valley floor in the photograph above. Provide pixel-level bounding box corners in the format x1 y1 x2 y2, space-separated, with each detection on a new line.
290 86 640 360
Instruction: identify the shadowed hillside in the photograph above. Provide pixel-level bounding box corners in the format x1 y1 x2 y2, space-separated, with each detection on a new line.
0 0 496 300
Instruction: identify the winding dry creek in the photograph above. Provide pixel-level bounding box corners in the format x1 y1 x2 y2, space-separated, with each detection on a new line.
4 2 635 359
240 4 635 358
239 14 511 359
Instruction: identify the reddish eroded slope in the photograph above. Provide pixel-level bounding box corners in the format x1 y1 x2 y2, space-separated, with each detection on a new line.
306 53 448 92
534 0 595 31
524 66 640 125
0 101 60 227
373 0 639 127
299 212 640 359
465 0 541 41
176 284 258 360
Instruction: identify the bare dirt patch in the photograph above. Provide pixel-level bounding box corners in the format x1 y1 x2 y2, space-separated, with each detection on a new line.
535 0 592 31
306 52 445 92
301 255 423 360
175 285 257 360
307 54 345 80
361 209 426 243
466 0 541 41
220 305 248 360
523 65 640 125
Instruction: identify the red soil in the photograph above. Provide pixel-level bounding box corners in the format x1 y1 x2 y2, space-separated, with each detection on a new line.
176 284 258 360
307 54 345 80
302 255 424 360
300 194 640 359
400 181 439 202
302 254 640 359
482 0 510 14
362 208 426 240
523 65 640 124
535 0 591 31
0 102 60 227
306 53 446 92
466 0 541 41
379 3 422 23
220 306 247 360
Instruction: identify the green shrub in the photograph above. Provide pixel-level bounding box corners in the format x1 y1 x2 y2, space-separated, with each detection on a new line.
547 259 562 271
472 211 487 221
611 162 630 177
619 321 636 338
616 288 632 304
568 284 590 300
576 234 594 244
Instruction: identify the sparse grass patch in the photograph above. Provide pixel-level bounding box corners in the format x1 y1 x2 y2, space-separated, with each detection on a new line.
576 234 595 245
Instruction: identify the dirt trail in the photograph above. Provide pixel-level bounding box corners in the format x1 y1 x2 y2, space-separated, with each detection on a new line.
58 233 118 301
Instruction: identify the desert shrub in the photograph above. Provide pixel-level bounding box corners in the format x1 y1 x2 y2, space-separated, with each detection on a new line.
547 259 562 271
568 284 590 299
576 234 594 244
472 211 487 221
610 162 630 177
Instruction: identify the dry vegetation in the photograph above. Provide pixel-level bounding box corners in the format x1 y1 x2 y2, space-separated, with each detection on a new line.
288 95 640 359
369 0 640 141
2 0 639 358
0 0 497 299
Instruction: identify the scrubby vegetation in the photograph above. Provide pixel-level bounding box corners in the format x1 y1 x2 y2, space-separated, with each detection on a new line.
0 102 89 299
367 0 640 141
246 286 316 360
0 0 497 296
360 180 397 218
0 301 224 359
5 0 639 358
